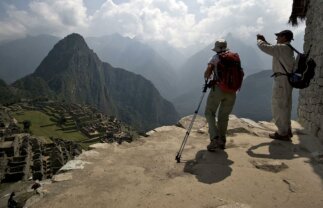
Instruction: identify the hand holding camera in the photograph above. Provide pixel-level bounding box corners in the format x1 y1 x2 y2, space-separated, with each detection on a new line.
257 34 266 42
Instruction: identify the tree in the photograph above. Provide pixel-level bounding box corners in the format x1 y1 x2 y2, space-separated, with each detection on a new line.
22 120 31 132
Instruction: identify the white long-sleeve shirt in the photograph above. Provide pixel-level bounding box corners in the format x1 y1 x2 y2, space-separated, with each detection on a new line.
257 40 295 74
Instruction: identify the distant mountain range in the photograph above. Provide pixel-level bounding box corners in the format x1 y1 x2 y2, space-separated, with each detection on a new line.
0 34 180 101
175 34 265 96
171 34 296 121
0 33 272 102
233 70 299 120
85 34 179 100
0 34 60 84
0 33 302 124
140 38 187 70
0 79 19 104
10 33 179 132
173 70 299 121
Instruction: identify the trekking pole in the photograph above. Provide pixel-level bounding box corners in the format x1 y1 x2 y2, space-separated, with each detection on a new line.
175 79 209 163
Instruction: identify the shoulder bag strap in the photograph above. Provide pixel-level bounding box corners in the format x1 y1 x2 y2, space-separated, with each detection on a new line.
277 43 297 76
286 44 301 54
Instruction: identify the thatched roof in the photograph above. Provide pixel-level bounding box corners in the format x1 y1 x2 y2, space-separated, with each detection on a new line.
289 0 309 26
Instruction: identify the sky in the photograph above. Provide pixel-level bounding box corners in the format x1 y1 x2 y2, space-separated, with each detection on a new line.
0 0 305 48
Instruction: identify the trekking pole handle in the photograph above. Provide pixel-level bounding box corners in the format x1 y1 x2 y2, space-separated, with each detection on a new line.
203 79 208 93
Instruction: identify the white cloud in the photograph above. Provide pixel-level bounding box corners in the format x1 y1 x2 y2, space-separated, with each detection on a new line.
0 0 88 39
0 0 304 48
29 0 88 27
87 0 197 47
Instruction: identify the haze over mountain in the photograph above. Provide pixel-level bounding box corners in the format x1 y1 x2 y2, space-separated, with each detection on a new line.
175 34 264 96
12 33 179 131
0 32 304 124
0 79 18 104
140 38 188 70
0 34 180 100
233 70 298 120
0 34 59 84
172 32 302 120
173 70 298 121
86 34 179 100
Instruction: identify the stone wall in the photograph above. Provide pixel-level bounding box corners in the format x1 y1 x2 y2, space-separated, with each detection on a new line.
298 0 323 141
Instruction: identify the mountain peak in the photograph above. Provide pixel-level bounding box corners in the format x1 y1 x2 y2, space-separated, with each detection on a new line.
55 33 89 51
33 33 95 80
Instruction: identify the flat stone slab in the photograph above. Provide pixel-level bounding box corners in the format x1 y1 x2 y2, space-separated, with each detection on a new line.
250 159 289 173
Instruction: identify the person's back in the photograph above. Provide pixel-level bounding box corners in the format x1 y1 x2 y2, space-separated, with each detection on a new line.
216 50 244 93
204 39 243 151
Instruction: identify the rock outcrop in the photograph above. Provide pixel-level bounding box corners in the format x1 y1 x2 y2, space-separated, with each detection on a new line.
2 115 323 208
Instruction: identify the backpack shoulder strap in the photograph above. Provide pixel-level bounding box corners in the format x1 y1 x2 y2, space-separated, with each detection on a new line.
275 43 296 76
275 46 290 76
287 44 313 57
277 56 290 76
286 44 301 54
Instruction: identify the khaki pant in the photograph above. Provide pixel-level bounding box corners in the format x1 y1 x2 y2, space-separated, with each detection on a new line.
272 76 293 135
205 86 236 140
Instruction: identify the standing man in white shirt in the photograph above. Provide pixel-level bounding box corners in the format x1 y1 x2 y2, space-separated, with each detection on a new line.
257 30 295 141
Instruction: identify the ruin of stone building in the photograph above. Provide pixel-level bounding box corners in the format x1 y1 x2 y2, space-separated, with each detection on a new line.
0 120 5 128
0 136 19 157
290 0 323 141
1 133 81 183
0 152 7 181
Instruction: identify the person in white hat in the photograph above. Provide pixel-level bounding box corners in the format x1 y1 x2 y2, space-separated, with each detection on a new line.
256 30 295 141
204 39 238 151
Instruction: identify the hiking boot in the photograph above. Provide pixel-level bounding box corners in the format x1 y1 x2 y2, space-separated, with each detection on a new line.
207 138 225 152
219 136 226 147
269 132 292 142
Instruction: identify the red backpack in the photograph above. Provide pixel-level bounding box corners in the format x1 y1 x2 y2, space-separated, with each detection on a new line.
216 51 244 93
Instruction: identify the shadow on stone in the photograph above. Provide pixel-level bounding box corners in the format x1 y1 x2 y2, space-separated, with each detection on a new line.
247 135 323 181
227 127 251 136
184 150 233 184
246 140 299 160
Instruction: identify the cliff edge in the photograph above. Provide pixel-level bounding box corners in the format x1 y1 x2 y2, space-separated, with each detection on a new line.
4 115 323 208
